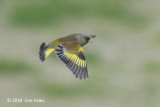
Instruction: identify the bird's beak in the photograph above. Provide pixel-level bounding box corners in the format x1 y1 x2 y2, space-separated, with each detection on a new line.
90 35 96 38
89 35 96 42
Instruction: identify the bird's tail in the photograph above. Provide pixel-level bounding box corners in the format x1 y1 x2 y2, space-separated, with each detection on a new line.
39 43 55 61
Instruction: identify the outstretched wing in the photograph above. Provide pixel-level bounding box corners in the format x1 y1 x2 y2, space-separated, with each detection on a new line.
54 44 88 79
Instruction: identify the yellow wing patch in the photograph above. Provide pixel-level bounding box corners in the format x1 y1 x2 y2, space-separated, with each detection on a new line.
55 45 88 79
64 51 88 79
64 52 87 68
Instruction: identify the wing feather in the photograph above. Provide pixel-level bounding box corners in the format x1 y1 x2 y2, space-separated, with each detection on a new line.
54 44 88 79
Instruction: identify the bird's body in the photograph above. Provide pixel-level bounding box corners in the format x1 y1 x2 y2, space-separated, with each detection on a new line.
39 34 96 79
51 34 81 53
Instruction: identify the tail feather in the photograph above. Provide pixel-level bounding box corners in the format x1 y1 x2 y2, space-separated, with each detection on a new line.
39 43 54 61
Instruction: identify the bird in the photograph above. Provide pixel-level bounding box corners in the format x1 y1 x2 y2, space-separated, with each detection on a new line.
39 34 96 79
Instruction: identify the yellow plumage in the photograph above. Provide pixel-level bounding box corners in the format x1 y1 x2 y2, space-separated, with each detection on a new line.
45 48 55 58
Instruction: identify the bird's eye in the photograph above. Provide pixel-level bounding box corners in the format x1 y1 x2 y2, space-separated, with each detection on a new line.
85 37 90 41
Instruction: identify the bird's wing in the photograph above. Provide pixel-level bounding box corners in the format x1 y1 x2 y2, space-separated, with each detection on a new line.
54 44 88 79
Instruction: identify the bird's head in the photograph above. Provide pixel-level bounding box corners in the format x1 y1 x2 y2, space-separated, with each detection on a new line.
76 34 96 47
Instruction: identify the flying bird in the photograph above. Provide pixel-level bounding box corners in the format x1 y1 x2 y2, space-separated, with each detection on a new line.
39 34 96 79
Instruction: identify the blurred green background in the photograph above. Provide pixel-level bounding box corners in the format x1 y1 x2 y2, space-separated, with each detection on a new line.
0 0 160 107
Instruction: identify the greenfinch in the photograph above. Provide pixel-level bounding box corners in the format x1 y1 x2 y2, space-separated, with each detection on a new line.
39 34 96 79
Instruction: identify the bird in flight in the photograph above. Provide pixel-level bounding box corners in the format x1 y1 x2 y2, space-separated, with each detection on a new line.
39 34 96 79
